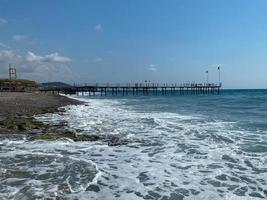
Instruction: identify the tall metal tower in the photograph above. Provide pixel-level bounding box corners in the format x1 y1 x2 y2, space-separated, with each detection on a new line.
9 64 17 80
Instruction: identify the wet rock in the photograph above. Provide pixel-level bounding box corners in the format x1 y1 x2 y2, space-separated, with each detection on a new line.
229 176 240 183
189 189 200 195
144 194 154 200
249 192 265 199
103 135 129 146
169 192 184 200
207 179 221 187
215 174 228 181
4 169 32 179
134 192 144 198
30 131 99 142
222 155 238 163
40 107 60 114
137 172 149 182
86 184 100 192
0 117 48 133
234 186 248 196
0 93 82 135
175 188 190 197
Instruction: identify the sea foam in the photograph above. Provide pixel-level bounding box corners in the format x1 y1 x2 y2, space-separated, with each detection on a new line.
1 94 266 199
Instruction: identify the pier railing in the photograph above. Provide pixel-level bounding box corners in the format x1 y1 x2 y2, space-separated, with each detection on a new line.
39 82 222 96
73 83 222 88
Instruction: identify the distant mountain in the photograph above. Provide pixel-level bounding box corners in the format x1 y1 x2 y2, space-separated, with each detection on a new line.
39 82 71 88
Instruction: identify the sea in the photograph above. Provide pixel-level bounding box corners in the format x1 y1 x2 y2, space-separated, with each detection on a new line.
0 89 267 200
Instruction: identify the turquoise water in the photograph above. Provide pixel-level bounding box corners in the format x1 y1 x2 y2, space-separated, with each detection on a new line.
0 89 267 199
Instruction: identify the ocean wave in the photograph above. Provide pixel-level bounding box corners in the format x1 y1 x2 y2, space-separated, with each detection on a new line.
1 95 267 199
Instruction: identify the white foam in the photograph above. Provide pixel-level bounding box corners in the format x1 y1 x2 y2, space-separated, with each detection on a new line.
1 95 266 199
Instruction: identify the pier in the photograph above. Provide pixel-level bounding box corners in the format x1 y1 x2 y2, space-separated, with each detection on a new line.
40 83 222 96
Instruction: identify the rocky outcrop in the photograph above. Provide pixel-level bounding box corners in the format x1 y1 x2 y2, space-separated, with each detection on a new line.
30 131 99 142
0 116 48 132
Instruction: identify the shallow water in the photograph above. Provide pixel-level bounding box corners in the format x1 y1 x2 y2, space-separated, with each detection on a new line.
0 90 267 199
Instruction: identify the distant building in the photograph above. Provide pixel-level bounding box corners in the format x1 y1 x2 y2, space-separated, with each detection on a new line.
0 65 37 92
0 79 37 92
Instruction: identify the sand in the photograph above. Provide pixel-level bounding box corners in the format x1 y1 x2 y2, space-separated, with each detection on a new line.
0 92 81 134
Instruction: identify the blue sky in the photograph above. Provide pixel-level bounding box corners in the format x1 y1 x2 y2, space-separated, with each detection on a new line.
0 0 267 88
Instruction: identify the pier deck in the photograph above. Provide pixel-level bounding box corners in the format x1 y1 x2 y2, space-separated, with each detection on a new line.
40 83 222 96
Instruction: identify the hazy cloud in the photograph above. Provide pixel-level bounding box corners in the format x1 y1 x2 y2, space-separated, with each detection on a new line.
0 49 74 82
0 42 9 49
94 24 102 31
0 18 8 25
0 50 17 61
93 57 103 63
26 51 43 62
148 64 157 71
26 51 71 63
12 35 26 42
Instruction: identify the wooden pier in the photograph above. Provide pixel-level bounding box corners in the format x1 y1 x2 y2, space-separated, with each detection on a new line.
40 83 222 96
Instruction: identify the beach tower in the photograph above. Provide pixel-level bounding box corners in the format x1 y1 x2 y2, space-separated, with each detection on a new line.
9 64 17 80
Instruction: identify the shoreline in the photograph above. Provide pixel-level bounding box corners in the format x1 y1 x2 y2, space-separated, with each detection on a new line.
0 92 82 135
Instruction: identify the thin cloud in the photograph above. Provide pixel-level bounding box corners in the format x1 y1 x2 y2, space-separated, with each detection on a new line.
0 18 8 25
12 35 26 42
0 49 74 82
43 52 71 63
93 57 104 62
0 50 16 62
94 24 102 31
148 64 157 71
26 51 71 63
0 42 9 49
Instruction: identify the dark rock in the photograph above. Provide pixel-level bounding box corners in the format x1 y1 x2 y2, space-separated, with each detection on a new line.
0 117 48 133
169 193 184 200
222 155 238 163
249 192 265 199
0 92 82 136
86 184 100 192
30 131 99 142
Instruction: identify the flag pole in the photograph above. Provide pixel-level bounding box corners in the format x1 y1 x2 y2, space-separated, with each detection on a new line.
218 65 221 86
206 70 209 85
